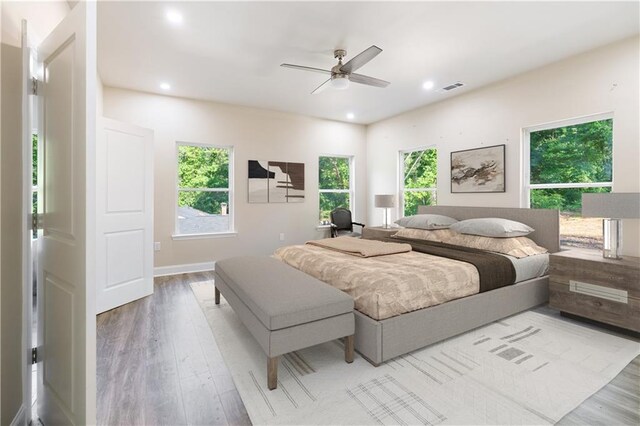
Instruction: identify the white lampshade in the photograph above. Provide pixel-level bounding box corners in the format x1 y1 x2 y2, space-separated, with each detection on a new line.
582 192 640 259
330 75 350 90
375 194 395 208
582 193 640 218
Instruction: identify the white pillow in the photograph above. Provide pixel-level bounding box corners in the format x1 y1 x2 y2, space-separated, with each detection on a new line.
394 214 458 230
449 218 534 238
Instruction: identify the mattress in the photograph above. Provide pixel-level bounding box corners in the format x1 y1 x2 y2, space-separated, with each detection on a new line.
503 253 549 282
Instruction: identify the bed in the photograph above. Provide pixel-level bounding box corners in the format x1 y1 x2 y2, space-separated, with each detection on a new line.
279 206 560 365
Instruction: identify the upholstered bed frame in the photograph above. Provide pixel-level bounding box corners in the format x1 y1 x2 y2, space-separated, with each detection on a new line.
355 205 560 366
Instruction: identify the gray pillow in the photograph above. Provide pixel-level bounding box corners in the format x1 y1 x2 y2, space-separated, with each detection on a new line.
394 214 458 230
450 218 534 238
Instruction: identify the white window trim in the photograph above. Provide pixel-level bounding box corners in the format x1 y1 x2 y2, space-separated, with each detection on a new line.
398 146 437 218
174 141 235 237
521 112 614 208
318 154 355 221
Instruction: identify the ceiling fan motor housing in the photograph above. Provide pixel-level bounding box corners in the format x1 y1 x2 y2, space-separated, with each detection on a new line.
334 49 347 60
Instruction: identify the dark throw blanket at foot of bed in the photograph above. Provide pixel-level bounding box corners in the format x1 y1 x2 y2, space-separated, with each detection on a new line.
386 236 517 292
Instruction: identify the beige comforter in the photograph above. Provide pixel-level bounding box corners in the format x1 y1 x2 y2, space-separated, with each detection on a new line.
274 244 479 320
306 236 411 258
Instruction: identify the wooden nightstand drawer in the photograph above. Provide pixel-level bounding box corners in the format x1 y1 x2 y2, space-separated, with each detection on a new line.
549 255 639 297
549 281 640 332
549 249 640 333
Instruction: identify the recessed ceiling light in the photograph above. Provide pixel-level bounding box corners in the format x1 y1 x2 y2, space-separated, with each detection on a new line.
422 80 435 90
346 112 355 120
165 9 183 25
160 82 171 90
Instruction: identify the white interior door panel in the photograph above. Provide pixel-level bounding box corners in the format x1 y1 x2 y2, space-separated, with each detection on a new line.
96 118 154 314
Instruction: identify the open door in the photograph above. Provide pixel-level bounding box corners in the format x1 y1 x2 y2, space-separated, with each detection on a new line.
96 118 154 314
36 2 97 424
21 19 34 426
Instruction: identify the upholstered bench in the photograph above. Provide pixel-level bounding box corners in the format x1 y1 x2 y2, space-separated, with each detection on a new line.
213 256 355 390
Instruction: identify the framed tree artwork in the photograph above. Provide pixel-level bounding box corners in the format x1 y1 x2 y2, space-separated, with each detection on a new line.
451 144 505 193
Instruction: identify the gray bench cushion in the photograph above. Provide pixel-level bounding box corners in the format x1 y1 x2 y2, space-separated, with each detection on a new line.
215 256 354 331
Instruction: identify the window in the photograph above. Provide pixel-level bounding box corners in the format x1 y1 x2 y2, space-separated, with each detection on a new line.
32 133 39 239
176 143 233 235
525 116 612 249
318 156 353 221
400 148 437 217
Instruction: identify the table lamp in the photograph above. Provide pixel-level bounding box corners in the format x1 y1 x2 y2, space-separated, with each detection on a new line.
375 194 395 229
582 192 640 259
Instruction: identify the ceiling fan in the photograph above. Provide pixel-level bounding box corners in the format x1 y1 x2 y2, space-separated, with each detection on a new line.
281 45 390 94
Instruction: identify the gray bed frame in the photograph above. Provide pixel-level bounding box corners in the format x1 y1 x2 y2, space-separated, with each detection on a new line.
355 205 560 366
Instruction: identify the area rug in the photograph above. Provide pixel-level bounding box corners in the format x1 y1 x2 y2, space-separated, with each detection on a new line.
191 282 639 425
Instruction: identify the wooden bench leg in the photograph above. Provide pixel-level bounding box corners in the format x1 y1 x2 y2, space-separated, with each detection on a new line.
345 335 354 363
215 287 220 305
267 356 278 390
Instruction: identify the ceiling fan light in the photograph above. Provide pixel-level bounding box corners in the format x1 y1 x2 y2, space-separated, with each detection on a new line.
330 74 350 90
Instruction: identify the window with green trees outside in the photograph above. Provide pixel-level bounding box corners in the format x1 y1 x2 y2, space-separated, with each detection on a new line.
400 148 437 217
528 118 612 249
32 133 39 239
319 156 353 221
176 143 232 235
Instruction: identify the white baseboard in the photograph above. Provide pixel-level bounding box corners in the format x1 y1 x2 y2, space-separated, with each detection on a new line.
154 261 215 277
10 404 26 426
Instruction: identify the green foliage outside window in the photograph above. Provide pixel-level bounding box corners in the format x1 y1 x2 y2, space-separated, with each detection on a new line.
403 149 437 216
33 134 38 186
403 191 436 217
32 134 39 238
530 119 612 213
319 156 351 220
177 145 229 214
319 193 350 221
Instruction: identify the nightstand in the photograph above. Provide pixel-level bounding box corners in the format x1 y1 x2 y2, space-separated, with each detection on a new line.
549 249 640 332
362 226 401 240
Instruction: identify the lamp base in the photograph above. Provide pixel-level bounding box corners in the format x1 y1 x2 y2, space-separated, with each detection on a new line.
602 218 622 259
383 208 390 229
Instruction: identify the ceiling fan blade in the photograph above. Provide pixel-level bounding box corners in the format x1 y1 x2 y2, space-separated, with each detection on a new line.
281 64 332 75
349 73 390 88
311 79 331 95
311 78 331 94
339 45 382 74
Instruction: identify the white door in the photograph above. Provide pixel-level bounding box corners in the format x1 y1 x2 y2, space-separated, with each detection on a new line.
36 2 97 424
21 19 34 426
96 118 154 314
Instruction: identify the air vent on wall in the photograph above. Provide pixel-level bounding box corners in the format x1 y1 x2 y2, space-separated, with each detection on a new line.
437 82 465 93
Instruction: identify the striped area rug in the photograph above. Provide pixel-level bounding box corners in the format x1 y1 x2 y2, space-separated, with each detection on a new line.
191 282 639 425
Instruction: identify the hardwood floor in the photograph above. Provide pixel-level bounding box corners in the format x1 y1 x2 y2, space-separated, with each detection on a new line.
97 272 251 426
97 273 639 425
559 356 640 425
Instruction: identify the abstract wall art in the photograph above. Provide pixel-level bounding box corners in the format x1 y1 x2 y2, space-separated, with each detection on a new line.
451 144 505 193
248 160 305 203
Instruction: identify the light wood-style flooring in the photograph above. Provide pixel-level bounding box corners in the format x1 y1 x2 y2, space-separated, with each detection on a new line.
97 272 639 425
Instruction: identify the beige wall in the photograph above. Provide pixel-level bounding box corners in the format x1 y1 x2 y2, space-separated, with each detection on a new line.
366 36 640 256
103 88 367 268
1 42 23 426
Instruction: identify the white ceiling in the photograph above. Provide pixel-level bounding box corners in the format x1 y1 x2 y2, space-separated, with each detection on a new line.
98 1 639 124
